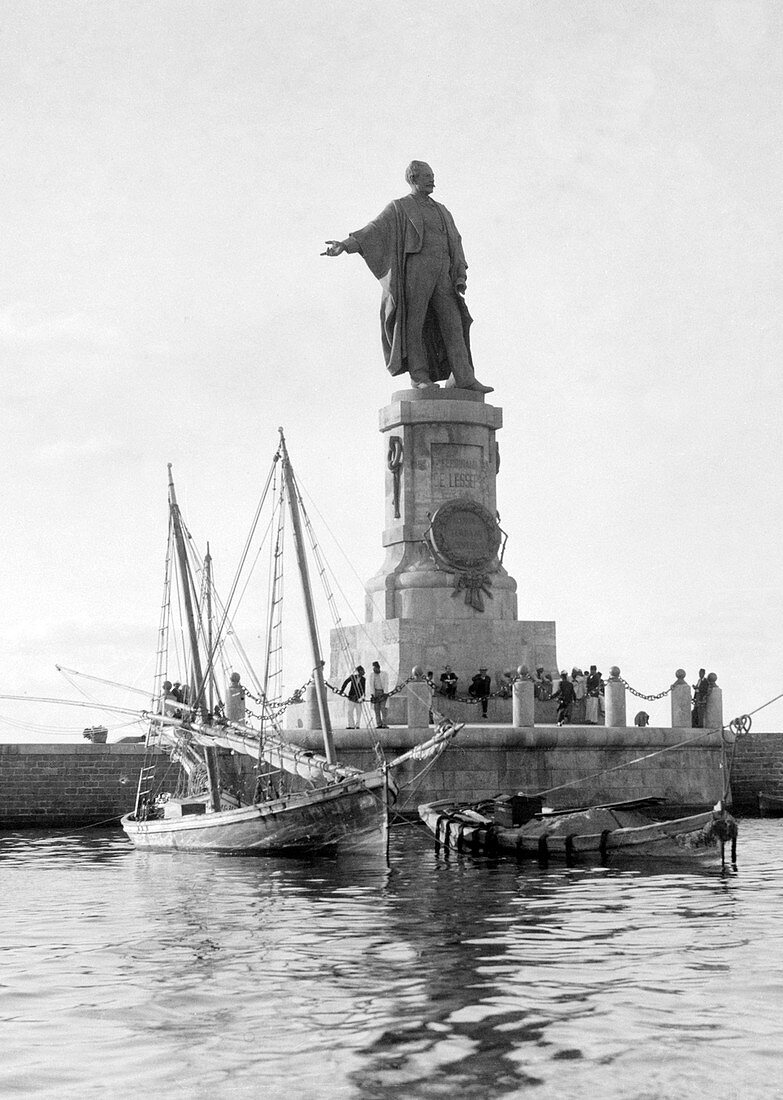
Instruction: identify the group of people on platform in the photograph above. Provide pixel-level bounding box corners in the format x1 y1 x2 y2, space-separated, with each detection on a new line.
549 667 605 727
434 666 493 717
691 668 718 728
542 665 717 729
339 662 390 729
159 660 720 734
339 662 496 726
160 679 191 720
159 674 249 725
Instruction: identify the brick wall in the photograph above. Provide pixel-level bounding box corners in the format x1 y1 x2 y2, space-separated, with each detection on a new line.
730 730 783 812
1 725 754 828
0 744 178 828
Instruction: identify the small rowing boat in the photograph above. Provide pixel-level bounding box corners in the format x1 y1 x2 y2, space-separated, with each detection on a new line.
418 795 738 867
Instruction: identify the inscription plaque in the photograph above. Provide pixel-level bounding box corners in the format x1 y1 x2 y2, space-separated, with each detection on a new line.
428 498 501 570
430 443 488 502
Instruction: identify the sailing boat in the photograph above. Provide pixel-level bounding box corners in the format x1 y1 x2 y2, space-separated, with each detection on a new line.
120 430 458 856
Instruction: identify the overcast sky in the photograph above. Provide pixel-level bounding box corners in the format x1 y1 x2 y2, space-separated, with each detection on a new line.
1 0 780 739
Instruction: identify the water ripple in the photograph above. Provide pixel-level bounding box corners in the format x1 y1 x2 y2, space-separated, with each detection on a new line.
0 819 781 1097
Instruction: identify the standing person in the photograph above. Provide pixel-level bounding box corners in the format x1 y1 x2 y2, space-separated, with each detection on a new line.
323 161 492 392
534 667 552 701
572 668 587 723
160 680 177 717
585 665 602 725
469 667 492 718
339 665 366 729
426 670 435 724
368 661 389 729
440 665 458 698
552 671 575 726
692 668 708 728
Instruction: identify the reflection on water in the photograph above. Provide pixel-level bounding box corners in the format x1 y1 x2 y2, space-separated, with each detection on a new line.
1 820 781 1098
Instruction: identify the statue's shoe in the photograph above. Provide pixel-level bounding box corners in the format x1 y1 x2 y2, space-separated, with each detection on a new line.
444 376 493 394
413 381 439 389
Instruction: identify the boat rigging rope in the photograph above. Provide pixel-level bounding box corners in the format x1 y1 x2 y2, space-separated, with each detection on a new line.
742 692 783 720
0 694 147 719
55 666 151 698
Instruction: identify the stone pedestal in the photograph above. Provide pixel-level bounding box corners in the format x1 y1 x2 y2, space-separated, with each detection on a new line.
407 680 432 729
304 683 322 730
330 387 557 723
512 675 535 728
670 671 691 729
704 684 723 731
604 669 627 728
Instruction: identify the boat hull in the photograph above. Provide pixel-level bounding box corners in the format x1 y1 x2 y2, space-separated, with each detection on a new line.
418 800 737 864
122 775 388 855
758 792 783 818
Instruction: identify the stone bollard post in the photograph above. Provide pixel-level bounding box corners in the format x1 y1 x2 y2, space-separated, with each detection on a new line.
604 666 627 727
407 666 432 729
226 672 247 724
703 673 723 730
512 665 535 728
304 682 322 730
670 669 691 728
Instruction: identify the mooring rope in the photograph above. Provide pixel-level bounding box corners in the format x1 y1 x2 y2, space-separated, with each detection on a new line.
529 723 728 799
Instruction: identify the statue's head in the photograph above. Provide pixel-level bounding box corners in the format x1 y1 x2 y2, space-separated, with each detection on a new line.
406 160 435 194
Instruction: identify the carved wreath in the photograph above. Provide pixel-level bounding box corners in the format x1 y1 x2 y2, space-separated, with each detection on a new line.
451 570 494 612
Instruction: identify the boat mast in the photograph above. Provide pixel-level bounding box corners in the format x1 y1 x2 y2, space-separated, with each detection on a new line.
167 465 221 810
205 543 215 716
277 429 337 765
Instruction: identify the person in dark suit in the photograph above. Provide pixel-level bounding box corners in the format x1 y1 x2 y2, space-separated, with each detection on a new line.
469 667 492 718
340 665 366 729
440 665 458 698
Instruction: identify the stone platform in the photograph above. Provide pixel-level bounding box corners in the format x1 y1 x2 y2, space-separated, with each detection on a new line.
283 724 728 815
329 387 557 721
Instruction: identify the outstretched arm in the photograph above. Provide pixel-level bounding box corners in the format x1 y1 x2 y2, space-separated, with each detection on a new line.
321 236 361 257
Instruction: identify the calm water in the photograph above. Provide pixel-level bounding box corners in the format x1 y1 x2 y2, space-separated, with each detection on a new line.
1 818 781 1099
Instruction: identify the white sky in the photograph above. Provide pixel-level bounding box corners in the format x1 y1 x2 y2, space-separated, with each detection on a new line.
1 0 781 739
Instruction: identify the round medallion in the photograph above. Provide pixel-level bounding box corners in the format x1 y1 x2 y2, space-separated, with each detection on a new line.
428 498 501 570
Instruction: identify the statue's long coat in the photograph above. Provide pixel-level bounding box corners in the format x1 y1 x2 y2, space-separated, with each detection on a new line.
345 195 473 380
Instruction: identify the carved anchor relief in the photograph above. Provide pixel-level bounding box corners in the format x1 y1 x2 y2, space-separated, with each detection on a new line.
387 435 403 519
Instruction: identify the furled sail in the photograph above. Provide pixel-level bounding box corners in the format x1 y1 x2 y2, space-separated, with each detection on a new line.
148 712 365 785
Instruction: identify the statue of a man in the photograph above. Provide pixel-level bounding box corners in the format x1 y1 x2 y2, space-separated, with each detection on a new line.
323 161 492 393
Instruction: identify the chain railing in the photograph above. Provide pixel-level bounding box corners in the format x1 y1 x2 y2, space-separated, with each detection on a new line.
244 672 316 719
429 682 513 706
325 673 416 701
618 678 673 702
